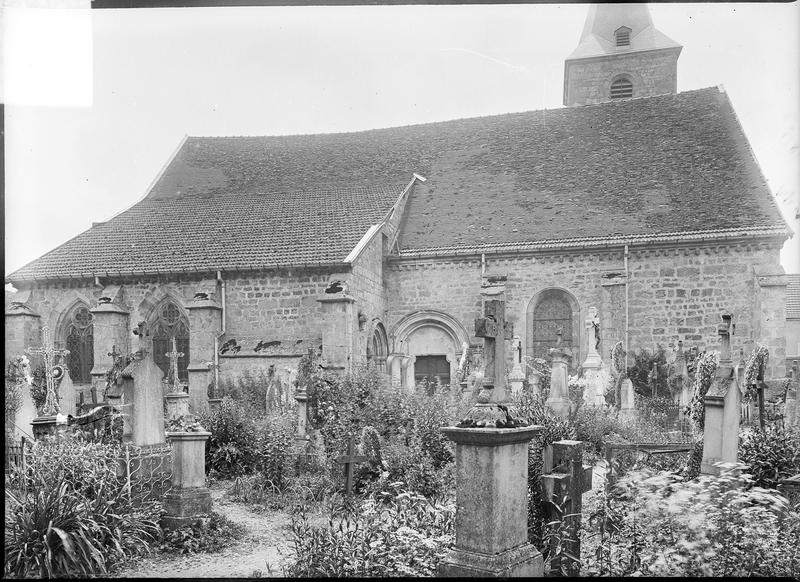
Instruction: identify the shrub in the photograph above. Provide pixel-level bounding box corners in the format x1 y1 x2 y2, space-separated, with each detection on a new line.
200 397 259 476
254 409 296 492
160 512 247 554
739 425 800 489
584 464 800 577
217 367 290 415
627 345 670 399
4 437 160 578
285 484 454 577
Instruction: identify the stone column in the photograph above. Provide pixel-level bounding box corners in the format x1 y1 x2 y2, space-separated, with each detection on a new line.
162 429 213 530
546 346 572 417
317 292 356 374
186 294 222 414
5 302 41 366
90 299 130 405
439 426 544 577
386 353 403 388
754 271 787 380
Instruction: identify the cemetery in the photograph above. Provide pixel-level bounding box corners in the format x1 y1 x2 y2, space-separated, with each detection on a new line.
4 282 799 578
3 3 798 578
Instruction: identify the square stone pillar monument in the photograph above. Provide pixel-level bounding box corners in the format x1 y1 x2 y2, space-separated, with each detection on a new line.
701 314 741 475
317 279 355 373
6 298 41 366
90 295 130 405
439 277 544 577
186 292 222 414
163 426 213 530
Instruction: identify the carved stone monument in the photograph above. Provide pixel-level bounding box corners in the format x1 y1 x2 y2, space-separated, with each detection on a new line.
546 330 572 418
26 326 71 439
439 276 543 577
121 326 166 447
164 337 190 420
701 314 741 476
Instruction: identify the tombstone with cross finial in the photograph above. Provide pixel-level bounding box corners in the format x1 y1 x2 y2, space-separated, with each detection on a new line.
25 326 71 438
335 434 368 495
438 278 544 577
701 314 741 475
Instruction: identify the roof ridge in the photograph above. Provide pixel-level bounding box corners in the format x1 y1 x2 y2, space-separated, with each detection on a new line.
185 87 721 140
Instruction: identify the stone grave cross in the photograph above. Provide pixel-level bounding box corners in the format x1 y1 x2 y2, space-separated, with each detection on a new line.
25 326 70 416
335 434 368 495
474 299 514 402
165 336 185 393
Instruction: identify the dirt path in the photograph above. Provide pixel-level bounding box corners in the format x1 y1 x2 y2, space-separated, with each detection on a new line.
113 483 294 578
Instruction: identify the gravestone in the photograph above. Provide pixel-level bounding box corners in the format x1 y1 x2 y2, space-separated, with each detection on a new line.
121 327 166 447
783 362 798 429
619 378 636 418
529 365 542 399
546 330 572 417
11 368 37 440
701 314 740 476
581 313 607 407
541 440 593 576
439 277 544 577
674 341 692 413
53 364 78 417
509 336 526 396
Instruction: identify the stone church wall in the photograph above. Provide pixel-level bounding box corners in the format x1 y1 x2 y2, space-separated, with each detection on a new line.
349 231 390 364
386 240 785 378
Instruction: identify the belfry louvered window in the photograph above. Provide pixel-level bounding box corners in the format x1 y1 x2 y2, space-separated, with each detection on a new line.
615 27 631 47
610 77 633 99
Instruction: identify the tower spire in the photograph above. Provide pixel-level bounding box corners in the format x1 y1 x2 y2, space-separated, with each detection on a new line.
564 4 682 107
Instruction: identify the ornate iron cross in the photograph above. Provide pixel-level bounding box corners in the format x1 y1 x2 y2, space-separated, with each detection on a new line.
165 336 185 393
474 299 514 401
25 326 70 416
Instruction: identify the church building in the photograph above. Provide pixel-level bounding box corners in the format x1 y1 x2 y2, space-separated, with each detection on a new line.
6 5 790 411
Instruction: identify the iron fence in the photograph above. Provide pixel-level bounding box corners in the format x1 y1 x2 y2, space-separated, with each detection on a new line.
5 439 173 504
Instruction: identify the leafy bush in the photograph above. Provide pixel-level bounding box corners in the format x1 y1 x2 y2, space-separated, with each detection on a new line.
739 425 800 489
200 397 259 476
254 410 296 492
584 464 800 577
285 484 454 577
627 345 670 399
217 367 289 415
160 512 246 554
4 437 160 578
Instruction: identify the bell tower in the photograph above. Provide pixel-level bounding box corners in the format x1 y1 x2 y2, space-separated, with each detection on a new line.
563 4 682 107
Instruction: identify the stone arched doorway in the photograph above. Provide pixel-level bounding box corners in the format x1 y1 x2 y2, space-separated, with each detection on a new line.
389 310 470 392
526 288 581 368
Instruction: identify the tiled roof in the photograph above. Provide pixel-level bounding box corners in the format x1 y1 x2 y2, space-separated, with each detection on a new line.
8 86 787 282
787 274 800 319
8 185 402 282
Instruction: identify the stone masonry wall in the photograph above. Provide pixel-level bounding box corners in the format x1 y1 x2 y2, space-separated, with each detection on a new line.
565 49 679 106
387 240 784 376
350 232 390 364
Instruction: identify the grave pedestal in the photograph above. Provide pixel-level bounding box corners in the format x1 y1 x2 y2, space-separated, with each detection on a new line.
207 397 223 412
619 378 636 417
165 392 190 419
162 430 212 530
438 426 544 578
31 414 69 440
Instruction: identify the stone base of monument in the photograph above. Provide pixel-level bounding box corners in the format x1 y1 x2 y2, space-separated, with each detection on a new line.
161 488 213 530
163 430 212 529
207 398 223 411
545 397 571 418
165 392 191 419
31 414 69 440
438 425 544 578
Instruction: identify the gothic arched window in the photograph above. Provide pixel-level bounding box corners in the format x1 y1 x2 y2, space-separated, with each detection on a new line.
610 76 633 99
527 289 580 364
150 301 190 382
63 304 94 384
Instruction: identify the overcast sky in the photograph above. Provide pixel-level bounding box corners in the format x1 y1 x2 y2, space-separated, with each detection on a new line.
4 2 799 279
